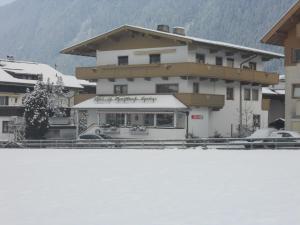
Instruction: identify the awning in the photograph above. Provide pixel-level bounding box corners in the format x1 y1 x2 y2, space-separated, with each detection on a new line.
73 95 187 110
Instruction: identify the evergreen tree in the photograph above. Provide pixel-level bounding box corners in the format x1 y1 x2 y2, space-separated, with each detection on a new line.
23 81 50 139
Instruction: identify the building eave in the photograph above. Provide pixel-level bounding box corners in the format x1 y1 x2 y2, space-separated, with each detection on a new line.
261 0 300 46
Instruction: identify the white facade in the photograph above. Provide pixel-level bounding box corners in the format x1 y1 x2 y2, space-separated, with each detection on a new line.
94 44 267 138
65 25 280 139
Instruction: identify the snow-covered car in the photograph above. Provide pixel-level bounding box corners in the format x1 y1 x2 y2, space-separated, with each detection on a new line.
77 134 117 148
243 129 300 149
264 131 300 148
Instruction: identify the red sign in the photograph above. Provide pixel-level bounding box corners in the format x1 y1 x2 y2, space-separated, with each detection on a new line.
191 115 203 120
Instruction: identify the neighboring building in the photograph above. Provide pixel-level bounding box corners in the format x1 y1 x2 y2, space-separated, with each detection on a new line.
0 58 96 140
261 0 300 132
61 25 282 139
262 75 285 125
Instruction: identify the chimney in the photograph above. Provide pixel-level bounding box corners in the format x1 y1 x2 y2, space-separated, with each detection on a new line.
157 24 170 33
173 27 186 36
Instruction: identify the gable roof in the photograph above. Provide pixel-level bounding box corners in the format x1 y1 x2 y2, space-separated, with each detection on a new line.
261 0 300 46
0 59 83 89
61 25 283 59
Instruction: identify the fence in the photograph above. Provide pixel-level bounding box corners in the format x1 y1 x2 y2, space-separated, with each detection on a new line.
2 137 300 149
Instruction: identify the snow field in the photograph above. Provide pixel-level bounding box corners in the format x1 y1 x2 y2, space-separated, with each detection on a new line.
0 149 299 225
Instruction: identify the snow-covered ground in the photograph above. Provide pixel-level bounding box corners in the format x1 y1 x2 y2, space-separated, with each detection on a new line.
0 149 299 225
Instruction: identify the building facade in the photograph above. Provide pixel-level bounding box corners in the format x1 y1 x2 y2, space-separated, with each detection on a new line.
0 59 96 141
262 0 300 132
62 25 282 139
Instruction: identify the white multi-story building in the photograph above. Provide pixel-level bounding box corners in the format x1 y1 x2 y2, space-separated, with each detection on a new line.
61 25 283 139
0 59 96 140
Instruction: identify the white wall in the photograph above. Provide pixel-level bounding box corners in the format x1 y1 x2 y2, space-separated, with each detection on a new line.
97 46 189 66
188 108 210 138
96 45 264 71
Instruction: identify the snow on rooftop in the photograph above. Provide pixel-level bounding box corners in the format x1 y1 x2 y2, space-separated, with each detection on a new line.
262 87 277 95
0 59 83 89
78 79 97 86
262 87 285 96
275 89 285 95
63 24 284 58
73 95 187 109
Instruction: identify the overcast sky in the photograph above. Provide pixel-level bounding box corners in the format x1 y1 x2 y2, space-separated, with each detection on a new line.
0 0 16 6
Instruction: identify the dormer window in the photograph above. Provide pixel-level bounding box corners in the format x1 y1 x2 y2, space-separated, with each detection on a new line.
216 57 223 66
118 56 129 66
150 54 161 64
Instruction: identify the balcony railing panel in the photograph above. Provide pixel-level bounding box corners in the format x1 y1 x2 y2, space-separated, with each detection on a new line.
76 62 279 85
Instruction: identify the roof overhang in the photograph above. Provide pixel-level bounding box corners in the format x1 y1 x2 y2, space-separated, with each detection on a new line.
61 25 283 59
261 0 300 46
72 95 188 110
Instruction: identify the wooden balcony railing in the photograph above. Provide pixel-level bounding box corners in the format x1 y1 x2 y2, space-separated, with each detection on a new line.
76 62 279 85
175 93 225 109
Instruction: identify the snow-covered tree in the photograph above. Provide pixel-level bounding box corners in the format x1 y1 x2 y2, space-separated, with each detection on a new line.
48 76 66 118
23 81 50 139
23 76 67 139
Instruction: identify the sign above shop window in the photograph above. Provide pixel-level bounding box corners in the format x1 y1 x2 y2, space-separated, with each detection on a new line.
94 96 157 104
191 115 203 120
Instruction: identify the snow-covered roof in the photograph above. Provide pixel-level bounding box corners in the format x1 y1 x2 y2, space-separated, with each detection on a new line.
262 87 285 96
274 89 285 95
73 95 187 110
61 25 284 58
0 59 83 89
78 79 97 87
262 87 277 95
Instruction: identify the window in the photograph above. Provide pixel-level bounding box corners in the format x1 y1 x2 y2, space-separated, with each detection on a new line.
105 113 125 127
118 56 128 65
156 84 179 94
244 88 251 101
2 121 12 134
144 114 155 127
157 114 174 128
114 85 128 95
252 89 259 101
216 57 223 66
226 87 234 100
149 54 161 64
0 96 8 105
253 114 261 128
227 58 234 68
193 82 199 93
292 84 300 98
249 62 257 70
196 54 205 64
293 49 300 63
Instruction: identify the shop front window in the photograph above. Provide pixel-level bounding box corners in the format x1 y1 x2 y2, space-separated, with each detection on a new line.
144 114 154 126
105 113 125 127
156 113 174 128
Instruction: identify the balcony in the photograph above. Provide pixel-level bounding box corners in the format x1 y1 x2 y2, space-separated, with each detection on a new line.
175 93 225 109
76 62 279 85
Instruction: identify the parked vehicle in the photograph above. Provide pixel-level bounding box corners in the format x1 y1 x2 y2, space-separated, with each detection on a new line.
243 129 300 149
78 134 117 148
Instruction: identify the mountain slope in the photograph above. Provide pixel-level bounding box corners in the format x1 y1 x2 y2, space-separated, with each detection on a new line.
0 0 296 74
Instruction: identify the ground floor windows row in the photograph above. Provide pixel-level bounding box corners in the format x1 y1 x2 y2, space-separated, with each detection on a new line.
97 112 186 129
